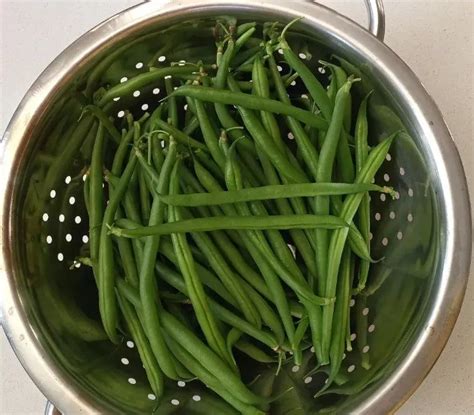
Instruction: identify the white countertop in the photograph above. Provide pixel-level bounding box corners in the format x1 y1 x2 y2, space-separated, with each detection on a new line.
1 1 472 413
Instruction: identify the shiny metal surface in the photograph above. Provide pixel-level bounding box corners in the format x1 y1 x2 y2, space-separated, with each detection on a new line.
0 0 471 414
364 0 385 40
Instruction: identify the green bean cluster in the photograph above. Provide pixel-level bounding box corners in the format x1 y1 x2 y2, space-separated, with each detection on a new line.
79 17 397 413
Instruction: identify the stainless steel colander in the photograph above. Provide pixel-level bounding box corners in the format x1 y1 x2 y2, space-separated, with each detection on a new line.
0 1 471 414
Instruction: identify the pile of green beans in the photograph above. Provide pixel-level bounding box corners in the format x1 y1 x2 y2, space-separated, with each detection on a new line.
79 17 397 412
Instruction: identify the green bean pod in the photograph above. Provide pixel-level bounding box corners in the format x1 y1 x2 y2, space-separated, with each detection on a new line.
98 152 138 343
355 93 373 292
111 214 348 238
169 162 232 367
314 78 356 299
89 124 106 283
193 159 297 352
81 105 121 144
226 76 308 183
165 336 267 414
161 311 268 407
160 182 393 206
97 66 202 106
236 340 277 364
279 35 332 120
321 133 397 357
266 48 320 179
170 85 328 130
116 292 164 397
139 138 180 379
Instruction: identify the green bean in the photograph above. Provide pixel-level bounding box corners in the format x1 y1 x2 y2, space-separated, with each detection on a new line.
183 114 200 136
193 159 297 348
283 71 300 88
331 195 378 262
236 340 278 364
235 27 257 54
111 128 134 176
170 85 328 129
279 29 332 120
293 314 310 358
156 247 239 309
224 144 330 368
97 66 201 106
169 162 232 366
116 292 163 396
227 328 242 366
195 98 226 168
82 105 121 144
212 39 262 175
111 213 347 238
327 74 337 106
113 215 139 288
152 118 208 150
314 78 356 298
139 137 180 380
182 216 262 327
326 246 352 390
319 60 351 129
304 301 325 365
164 77 178 127
138 168 151 223
266 47 320 179
98 152 138 343
89 124 106 282
44 115 94 195
226 76 308 183
165 336 266 415
253 143 318 283
241 279 285 345
147 102 166 132
150 137 165 173
212 301 278 351
336 131 355 183
107 173 143 225
83 172 91 217
252 56 285 154
180 174 280 306
155 261 275 349
236 22 257 37
321 133 397 357
160 182 393 206
231 45 261 67
161 310 268 407
196 158 333 314
355 93 373 292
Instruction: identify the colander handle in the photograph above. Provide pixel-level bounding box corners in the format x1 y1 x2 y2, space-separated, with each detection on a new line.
310 0 385 40
363 0 385 40
44 401 60 415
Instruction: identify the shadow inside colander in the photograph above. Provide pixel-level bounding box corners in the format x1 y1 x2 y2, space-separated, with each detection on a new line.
15 16 441 414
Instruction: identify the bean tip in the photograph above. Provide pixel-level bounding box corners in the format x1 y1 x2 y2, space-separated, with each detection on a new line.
384 186 397 199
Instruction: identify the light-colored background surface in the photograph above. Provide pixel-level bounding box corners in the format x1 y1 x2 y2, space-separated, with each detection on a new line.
0 0 472 413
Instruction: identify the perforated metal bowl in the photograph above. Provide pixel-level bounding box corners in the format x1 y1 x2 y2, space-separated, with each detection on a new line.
0 1 471 414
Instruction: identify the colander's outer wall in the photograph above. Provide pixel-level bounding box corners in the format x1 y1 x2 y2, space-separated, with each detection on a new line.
0 1 471 414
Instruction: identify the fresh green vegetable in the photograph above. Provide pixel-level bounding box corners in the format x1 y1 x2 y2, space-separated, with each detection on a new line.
77 17 399 410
